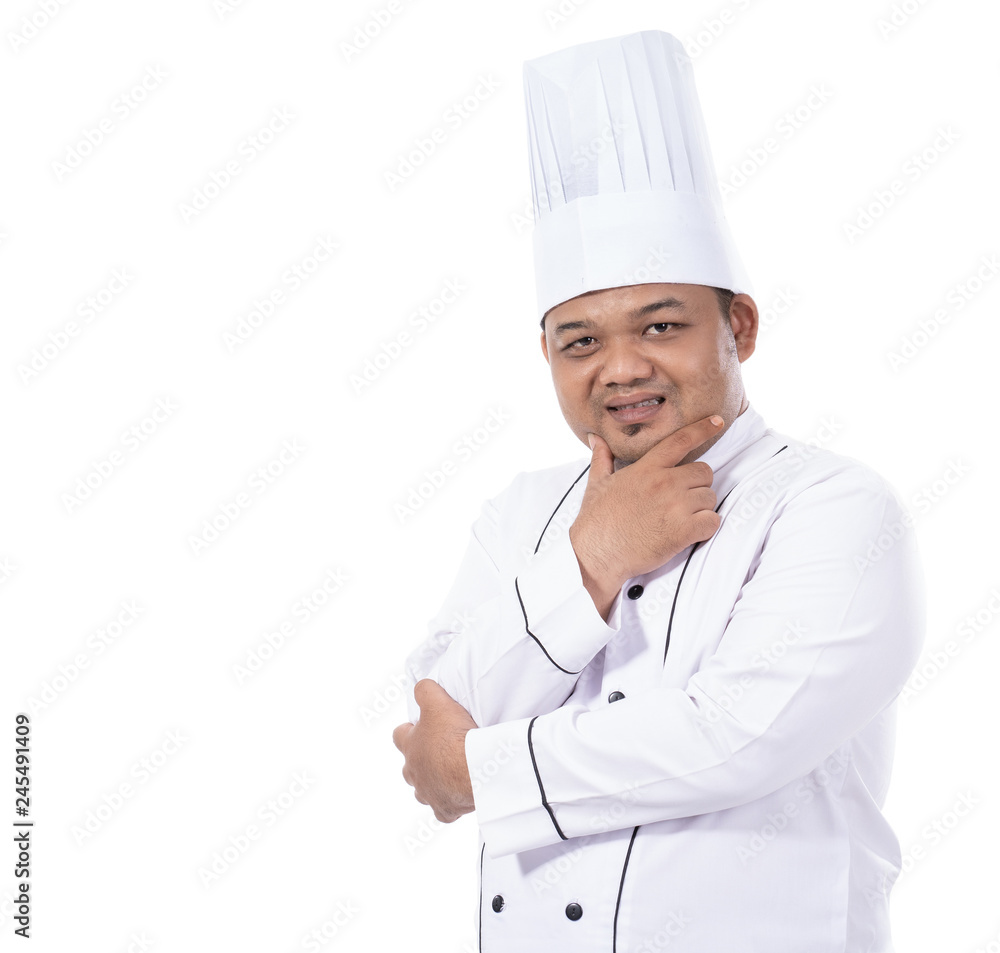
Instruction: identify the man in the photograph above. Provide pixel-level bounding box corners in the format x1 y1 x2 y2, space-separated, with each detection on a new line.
393 30 925 952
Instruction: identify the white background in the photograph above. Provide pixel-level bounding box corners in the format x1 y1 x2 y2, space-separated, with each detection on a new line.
1 0 997 950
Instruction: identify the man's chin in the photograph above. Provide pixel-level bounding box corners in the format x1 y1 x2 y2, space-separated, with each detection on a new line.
606 421 694 468
608 437 656 469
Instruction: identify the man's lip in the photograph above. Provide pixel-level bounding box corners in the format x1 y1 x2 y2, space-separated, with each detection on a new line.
605 394 666 425
604 393 665 411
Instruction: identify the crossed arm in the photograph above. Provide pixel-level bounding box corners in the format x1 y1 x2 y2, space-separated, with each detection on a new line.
392 423 926 853
393 417 727 821
392 679 478 823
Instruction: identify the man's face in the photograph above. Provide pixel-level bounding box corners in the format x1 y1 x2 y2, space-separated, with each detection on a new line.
540 283 758 468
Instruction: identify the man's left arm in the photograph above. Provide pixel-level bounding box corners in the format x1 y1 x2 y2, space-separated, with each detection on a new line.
458 466 927 855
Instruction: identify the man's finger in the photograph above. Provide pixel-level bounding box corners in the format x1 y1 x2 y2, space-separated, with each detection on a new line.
676 462 716 490
686 485 718 513
413 677 455 710
392 722 413 752
644 414 725 468
585 431 615 481
689 508 722 542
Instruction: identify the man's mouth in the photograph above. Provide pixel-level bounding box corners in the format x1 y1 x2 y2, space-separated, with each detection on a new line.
605 395 666 425
607 397 664 411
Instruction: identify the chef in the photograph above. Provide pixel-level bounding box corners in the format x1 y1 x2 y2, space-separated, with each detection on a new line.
392 30 926 953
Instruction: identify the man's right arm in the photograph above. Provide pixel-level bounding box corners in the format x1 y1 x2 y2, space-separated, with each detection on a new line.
403 480 624 730
404 415 728 729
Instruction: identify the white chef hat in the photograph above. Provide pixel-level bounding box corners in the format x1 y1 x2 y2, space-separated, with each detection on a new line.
524 30 752 322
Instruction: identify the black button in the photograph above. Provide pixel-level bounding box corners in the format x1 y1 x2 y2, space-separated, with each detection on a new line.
608 691 625 703
565 902 583 921
627 584 644 600
492 895 504 913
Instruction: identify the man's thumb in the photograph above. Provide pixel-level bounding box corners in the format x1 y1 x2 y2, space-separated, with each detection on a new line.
414 678 446 710
587 432 615 478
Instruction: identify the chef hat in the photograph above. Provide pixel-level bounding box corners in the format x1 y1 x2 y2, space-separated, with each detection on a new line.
524 30 752 321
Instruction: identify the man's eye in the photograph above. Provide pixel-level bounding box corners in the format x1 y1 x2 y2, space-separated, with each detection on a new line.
647 322 677 334
564 336 596 350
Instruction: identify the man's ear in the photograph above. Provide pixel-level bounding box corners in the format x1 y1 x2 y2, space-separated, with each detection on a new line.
540 329 550 364
729 294 759 362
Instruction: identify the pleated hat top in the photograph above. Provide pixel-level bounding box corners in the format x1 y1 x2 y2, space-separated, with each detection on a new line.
524 30 752 321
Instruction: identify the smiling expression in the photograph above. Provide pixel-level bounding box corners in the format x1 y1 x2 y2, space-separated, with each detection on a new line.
540 283 759 468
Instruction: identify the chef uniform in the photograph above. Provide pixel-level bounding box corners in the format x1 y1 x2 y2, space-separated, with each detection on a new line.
404 31 926 953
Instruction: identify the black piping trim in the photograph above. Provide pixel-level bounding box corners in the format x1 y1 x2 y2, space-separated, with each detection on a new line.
661 442 788 664
514 462 592 676
514 577 581 675
533 463 591 554
612 826 640 953
527 716 568 841
662 538 701 665
662 485 736 664
478 842 485 951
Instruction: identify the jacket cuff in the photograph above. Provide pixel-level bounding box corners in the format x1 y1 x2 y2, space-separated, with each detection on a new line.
514 528 622 674
466 718 566 858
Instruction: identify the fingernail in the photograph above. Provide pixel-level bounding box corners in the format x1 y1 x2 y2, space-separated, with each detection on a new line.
587 433 596 449
710 415 723 426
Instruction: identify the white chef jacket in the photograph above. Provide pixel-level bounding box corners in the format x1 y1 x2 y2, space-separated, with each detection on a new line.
404 403 925 953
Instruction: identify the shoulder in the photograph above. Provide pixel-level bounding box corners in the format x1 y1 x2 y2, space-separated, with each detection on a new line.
472 457 590 535
468 457 591 564
773 431 898 489
755 429 909 527
486 456 591 517
742 432 924 595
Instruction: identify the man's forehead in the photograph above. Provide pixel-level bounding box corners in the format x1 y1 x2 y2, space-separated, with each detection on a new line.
547 284 709 334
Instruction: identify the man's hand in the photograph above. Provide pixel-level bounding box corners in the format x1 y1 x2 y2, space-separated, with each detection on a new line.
569 415 725 619
392 679 478 823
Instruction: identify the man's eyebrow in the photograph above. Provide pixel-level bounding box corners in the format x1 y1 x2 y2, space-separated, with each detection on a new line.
552 298 686 337
635 297 686 317
552 319 592 335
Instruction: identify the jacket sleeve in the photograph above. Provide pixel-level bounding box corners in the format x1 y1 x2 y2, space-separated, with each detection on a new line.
403 472 624 729
465 467 927 858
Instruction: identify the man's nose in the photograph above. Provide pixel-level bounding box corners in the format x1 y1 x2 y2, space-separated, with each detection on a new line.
597 339 655 386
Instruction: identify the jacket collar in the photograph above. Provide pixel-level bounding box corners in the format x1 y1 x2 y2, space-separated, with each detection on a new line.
697 403 786 510
696 403 769 473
